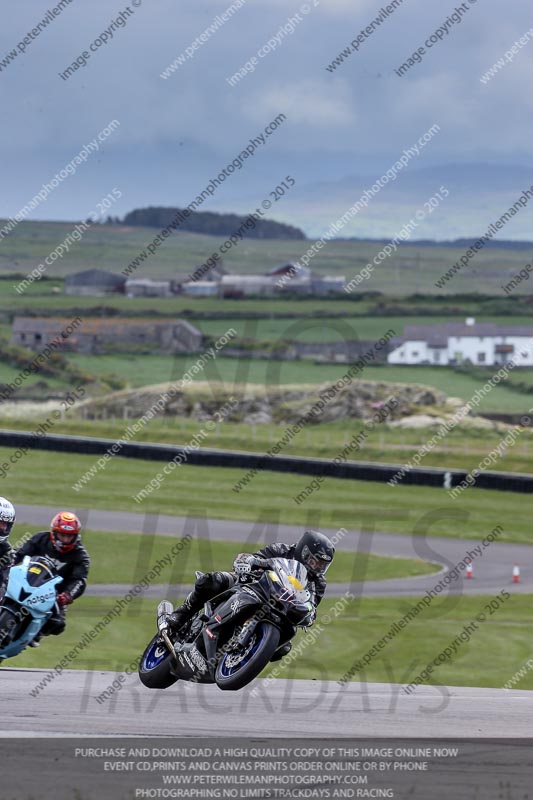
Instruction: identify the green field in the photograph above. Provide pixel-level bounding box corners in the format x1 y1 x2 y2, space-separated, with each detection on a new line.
272 592 533 689
0 277 371 317
2 348 532 413
3 354 533 414
2 296 532 411
8 594 533 691
58 356 533 413
2 220 533 294
0 279 529 323
3 414 533 475
195 315 533 343
2 242 533 418
3 222 532 691
3 446 531 691
11 527 437 585
4 447 533 544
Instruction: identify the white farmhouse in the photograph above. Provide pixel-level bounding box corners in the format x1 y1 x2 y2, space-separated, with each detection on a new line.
388 318 533 367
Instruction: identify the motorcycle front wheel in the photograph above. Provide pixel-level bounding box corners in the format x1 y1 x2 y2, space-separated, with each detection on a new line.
0 607 21 648
215 622 280 691
138 634 179 689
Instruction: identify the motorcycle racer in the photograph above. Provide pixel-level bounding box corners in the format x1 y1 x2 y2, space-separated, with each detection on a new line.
167 530 335 659
0 497 16 601
13 511 90 646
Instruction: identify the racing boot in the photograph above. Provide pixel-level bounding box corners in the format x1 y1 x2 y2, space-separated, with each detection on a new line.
167 590 203 634
270 642 292 662
28 633 42 648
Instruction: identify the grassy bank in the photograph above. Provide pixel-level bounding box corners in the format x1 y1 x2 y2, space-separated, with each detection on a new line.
11 528 438 585
9 594 533 691
3 351 532 412
3 412 533 475
4 447 532 543
2 220 533 294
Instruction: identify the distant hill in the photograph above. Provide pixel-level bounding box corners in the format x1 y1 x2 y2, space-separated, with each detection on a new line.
1 219 532 296
347 237 533 251
234 162 533 241
122 207 306 240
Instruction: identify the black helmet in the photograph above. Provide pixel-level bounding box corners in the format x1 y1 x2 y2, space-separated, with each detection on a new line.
294 530 335 576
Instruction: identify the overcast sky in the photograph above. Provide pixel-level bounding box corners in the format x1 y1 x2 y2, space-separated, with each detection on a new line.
2 0 533 237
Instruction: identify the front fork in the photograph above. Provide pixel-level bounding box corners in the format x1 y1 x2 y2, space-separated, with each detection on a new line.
201 591 268 673
156 600 178 664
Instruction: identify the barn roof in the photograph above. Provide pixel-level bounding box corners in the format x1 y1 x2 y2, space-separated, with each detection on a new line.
12 316 201 337
65 269 125 287
402 322 533 344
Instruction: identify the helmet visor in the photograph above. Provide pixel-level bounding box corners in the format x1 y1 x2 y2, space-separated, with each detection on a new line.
55 530 78 546
305 552 332 575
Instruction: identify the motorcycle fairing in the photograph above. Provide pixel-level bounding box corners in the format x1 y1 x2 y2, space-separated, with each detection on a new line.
171 641 212 683
201 589 263 679
0 557 62 659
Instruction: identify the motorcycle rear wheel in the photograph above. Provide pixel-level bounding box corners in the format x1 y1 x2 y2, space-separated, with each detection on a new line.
215 622 280 691
138 634 179 689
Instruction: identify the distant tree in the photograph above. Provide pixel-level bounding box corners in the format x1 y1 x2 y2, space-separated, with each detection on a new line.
121 206 306 240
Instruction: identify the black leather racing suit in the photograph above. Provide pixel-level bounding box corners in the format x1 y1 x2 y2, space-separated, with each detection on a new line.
14 532 90 635
177 542 327 658
186 541 326 617
0 535 13 602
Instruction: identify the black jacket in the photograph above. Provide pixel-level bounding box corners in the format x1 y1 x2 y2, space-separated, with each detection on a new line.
0 537 13 571
0 538 12 594
14 531 90 600
252 542 327 605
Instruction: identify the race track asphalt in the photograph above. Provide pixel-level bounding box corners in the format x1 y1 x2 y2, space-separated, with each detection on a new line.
1 668 531 737
16 503 532 597
2 505 531 741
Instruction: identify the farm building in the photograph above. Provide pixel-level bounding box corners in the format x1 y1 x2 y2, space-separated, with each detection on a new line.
268 264 346 295
64 269 126 296
125 279 172 298
388 318 533 367
310 275 346 294
220 275 276 297
182 281 219 297
11 317 202 355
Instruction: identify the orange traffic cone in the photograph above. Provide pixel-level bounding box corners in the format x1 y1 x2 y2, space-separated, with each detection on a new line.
466 563 473 579
512 565 520 583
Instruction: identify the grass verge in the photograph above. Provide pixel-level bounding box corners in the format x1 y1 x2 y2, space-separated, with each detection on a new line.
9 594 533 691
11 527 438 585
4 447 533 543
3 414 533 474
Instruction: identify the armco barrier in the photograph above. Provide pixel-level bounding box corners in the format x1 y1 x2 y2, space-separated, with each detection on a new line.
1 429 532 493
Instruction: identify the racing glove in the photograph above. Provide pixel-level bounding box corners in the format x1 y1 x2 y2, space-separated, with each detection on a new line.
57 591 73 608
233 554 255 575
233 554 270 575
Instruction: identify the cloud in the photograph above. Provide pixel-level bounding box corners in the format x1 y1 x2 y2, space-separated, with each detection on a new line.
247 80 356 128
1 0 533 234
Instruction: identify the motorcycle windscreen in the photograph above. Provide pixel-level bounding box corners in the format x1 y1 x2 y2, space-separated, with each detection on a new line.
25 559 57 588
269 558 311 603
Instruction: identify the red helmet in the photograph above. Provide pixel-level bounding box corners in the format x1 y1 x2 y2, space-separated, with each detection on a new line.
50 512 81 553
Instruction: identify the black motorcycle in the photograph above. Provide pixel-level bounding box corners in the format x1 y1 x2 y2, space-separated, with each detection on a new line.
138 557 315 691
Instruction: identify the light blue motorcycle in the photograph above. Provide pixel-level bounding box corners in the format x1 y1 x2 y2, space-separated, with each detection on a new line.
0 555 63 661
